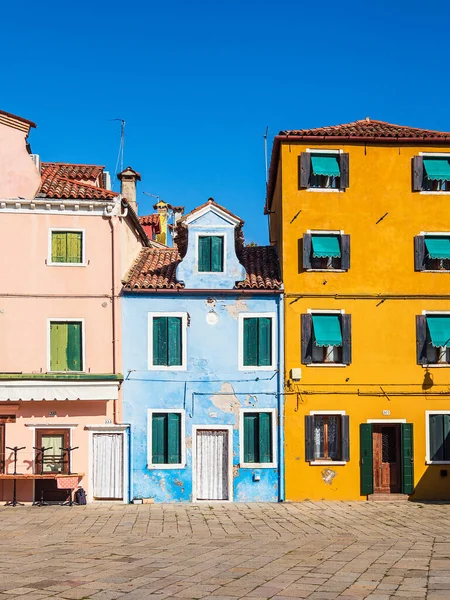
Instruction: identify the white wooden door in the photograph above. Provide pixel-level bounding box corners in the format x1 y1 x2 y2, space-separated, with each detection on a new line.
196 429 229 500
92 433 123 500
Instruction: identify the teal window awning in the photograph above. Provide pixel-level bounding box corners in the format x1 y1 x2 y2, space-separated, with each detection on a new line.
427 315 450 348
311 155 340 177
423 159 450 181
312 314 342 347
311 235 341 258
424 236 450 260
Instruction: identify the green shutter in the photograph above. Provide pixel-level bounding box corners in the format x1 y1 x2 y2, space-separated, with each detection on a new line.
444 415 450 461
244 413 258 463
152 414 166 464
360 423 373 495
401 423 414 495
257 318 272 367
167 413 181 464
167 317 182 366
51 232 67 263
50 323 69 371
153 317 168 365
243 318 258 366
198 237 211 272
67 322 82 371
259 412 272 463
67 232 82 263
430 414 444 461
211 236 224 272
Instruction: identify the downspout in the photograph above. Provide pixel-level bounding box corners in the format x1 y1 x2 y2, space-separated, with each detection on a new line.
109 216 119 424
277 293 285 502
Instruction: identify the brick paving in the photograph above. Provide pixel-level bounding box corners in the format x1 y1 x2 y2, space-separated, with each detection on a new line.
0 502 449 599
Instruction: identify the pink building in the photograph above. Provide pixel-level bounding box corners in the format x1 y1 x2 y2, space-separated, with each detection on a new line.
0 110 147 503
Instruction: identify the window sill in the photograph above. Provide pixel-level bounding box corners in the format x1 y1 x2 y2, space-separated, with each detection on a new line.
426 460 450 465
306 188 343 193
422 364 450 368
306 363 348 368
47 370 85 374
309 460 347 466
147 365 187 371
306 269 347 273
47 262 87 267
241 463 276 469
147 464 185 470
238 366 276 372
420 270 450 273
420 191 450 195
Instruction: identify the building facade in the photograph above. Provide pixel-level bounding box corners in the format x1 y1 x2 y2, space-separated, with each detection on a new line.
267 118 450 501
122 199 284 502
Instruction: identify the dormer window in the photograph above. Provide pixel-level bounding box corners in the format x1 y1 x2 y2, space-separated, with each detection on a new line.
198 235 224 273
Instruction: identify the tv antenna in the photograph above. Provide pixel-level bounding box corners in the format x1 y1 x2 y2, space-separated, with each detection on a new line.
143 191 161 202
110 118 126 181
263 126 269 188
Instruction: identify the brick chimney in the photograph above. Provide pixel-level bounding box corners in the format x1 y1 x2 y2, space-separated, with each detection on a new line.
118 166 141 213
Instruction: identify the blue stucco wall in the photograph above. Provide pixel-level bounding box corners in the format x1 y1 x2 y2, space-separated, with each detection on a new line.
122 292 283 502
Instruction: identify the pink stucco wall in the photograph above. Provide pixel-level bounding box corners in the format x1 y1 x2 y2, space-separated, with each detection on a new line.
0 122 41 199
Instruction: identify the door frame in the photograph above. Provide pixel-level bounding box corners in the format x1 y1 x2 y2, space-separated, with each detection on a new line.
192 425 234 503
86 425 129 504
367 419 406 495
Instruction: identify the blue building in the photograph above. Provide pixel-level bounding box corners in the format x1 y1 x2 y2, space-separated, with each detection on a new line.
122 199 284 502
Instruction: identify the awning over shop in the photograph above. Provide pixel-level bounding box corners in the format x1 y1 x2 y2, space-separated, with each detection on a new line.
427 315 450 348
311 155 340 177
0 381 119 401
312 314 343 347
423 159 450 181
311 235 341 258
424 236 450 260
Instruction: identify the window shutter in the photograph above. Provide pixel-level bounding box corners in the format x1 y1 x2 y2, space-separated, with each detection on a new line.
414 236 425 271
360 423 373 495
52 232 67 263
341 415 350 462
303 234 312 269
444 414 450 462
258 318 272 367
341 315 352 365
50 322 69 371
211 236 223 272
167 317 182 366
167 413 181 464
67 322 82 371
67 232 82 263
416 315 428 365
153 317 168 366
243 318 258 366
299 153 311 188
305 415 314 461
301 314 313 364
259 412 272 463
340 235 350 271
412 156 424 191
152 414 166 464
198 237 211 272
243 413 257 463
339 153 349 189
401 423 414 494
430 414 444 461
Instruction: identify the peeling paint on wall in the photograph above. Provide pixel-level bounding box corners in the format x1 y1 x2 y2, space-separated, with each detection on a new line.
210 382 241 426
321 468 337 485
225 299 248 320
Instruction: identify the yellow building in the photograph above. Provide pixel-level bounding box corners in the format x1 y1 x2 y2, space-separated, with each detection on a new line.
267 118 450 500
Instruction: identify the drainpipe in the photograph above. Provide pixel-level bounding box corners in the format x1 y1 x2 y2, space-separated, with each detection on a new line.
109 216 119 425
277 293 285 502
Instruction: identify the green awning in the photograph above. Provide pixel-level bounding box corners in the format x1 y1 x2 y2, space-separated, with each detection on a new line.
427 316 450 348
311 155 340 177
312 315 342 347
425 237 450 260
423 159 450 181
311 235 341 258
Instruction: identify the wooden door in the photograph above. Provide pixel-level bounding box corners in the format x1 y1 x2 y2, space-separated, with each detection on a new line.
373 424 400 493
196 430 229 501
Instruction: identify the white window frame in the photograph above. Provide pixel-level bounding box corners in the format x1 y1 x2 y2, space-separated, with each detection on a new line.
147 409 186 469
147 312 187 371
47 318 85 373
195 232 226 274
306 309 347 367
419 152 450 195
309 410 347 466
421 310 450 368
306 148 344 193
306 229 346 273
48 228 86 267
238 312 276 371
239 408 277 468
419 231 450 273
426 410 450 464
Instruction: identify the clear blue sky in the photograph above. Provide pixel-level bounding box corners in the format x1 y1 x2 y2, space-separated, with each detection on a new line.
3 0 449 244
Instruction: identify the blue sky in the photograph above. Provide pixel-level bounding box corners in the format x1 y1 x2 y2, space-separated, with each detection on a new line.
3 0 449 244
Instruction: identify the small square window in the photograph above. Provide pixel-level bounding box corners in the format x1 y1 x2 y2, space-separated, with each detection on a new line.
51 231 83 264
417 314 450 365
198 236 224 272
423 158 450 191
49 321 83 372
242 411 274 466
149 412 183 467
310 154 341 189
304 233 350 271
301 313 352 365
243 317 273 367
429 414 450 462
152 316 183 367
415 235 450 272
305 414 349 462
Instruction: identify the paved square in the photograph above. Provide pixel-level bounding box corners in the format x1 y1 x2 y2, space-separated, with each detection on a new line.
0 501 449 599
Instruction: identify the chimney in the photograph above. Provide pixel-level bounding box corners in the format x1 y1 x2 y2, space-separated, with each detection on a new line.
154 200 169 246
117 166 141 213
172 205 185 224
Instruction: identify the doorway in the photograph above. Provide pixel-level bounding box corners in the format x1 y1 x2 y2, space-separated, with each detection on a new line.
92 433 124 500
372 424 400 493
35 428 70 503
194 428 232 501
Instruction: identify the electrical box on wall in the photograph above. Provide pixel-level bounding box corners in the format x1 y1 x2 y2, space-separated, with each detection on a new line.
291 368 302 381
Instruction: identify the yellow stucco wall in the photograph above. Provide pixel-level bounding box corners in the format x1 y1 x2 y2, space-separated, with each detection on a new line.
274 141 450 500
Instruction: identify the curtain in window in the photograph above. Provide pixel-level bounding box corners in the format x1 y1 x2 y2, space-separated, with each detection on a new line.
327 417 339 459
93 433 123 499
314 417 325 459
196 430 228 500
41 434 64 473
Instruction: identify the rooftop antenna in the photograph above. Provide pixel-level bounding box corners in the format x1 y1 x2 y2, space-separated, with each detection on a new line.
263 126 269 188
143 191 160 202
110 118 126 184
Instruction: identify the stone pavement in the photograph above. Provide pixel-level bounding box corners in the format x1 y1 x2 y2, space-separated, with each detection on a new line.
0 501 449 599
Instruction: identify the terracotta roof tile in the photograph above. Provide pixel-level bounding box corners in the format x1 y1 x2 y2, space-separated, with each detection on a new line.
40 162 118 200
139 214 161 227
123 244 282 291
